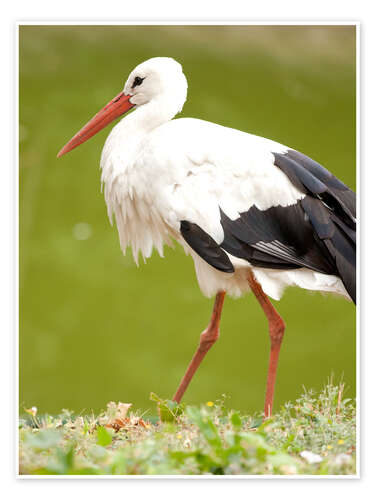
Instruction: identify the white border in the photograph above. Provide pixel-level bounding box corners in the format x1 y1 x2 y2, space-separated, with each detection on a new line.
355 23 360 481
19 20 359 25
15 19 20 485
16 20 359 481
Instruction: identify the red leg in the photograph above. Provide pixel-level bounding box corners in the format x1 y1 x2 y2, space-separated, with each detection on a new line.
247 271 285 418
173 291 226 403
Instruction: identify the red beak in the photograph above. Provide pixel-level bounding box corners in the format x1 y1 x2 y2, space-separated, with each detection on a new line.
57 92 134 158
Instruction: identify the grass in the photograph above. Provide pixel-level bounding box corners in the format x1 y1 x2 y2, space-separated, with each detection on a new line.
19 382 356 476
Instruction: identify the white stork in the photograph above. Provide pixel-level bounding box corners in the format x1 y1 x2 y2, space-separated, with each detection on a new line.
58 57 356 418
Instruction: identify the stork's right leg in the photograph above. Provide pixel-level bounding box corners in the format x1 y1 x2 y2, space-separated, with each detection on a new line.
247 271 285 419
172 291 226 403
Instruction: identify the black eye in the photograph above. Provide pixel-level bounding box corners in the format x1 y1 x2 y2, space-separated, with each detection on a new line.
132 76 145 89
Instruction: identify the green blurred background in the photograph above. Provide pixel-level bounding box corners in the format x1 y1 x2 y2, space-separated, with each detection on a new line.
19 25 356 415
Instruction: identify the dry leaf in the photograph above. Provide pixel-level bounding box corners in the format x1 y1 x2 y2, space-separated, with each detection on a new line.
102 402 150 432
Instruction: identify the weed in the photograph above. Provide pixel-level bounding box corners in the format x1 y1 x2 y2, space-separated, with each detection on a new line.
19 383 356 475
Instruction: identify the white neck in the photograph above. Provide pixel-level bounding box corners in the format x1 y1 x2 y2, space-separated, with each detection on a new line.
133 97 180 131
100 93 184 176
100 97 180 187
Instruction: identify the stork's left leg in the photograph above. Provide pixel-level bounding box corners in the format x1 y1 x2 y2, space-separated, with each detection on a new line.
172 291 226 403
247 271 285 419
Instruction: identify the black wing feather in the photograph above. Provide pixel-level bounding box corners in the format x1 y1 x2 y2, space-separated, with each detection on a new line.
178 149 356 303
220 205 335 274
180 220 234 273
286 150 356 217
273 151 356 228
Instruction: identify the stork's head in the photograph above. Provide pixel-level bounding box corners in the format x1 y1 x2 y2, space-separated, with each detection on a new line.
124 57 187 109
57 57 188 158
